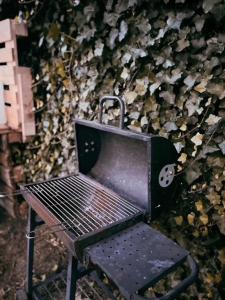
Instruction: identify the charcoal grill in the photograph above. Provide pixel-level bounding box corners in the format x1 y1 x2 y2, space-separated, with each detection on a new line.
21 96 198 300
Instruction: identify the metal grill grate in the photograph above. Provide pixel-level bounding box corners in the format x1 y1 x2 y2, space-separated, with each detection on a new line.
26 175 141 238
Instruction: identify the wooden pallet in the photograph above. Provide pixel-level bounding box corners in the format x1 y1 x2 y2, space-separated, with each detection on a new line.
0 19 35 142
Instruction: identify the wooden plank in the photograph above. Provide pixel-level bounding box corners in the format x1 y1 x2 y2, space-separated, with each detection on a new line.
7 131 22 143
0 134 8 152
0 83 6 125
13 21 28 37
0 125 10 134
17 67 35 141
0 19 12 43
5 105 21 130
4 86 18 105
0 48 14 63
4 41 17 66
0 66 16 85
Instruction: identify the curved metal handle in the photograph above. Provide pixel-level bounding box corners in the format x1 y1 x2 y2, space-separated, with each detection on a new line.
132 255 198 300
99 95 125 129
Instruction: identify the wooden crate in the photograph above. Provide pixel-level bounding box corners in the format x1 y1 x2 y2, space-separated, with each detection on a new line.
0 19 35 142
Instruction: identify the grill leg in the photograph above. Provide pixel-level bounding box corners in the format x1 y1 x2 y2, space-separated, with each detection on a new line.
66 254 78 300
26 206 36 298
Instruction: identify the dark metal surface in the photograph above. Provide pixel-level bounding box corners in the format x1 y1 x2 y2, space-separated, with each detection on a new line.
89 132 149 210
85 222 189 299
75 119 178 216
26 207 36 297
32 270 109 300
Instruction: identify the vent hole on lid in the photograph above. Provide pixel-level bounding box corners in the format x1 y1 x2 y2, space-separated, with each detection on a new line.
160 177 164 181
165 167 168 172
135 282 139 285
121 268 123 271
166 180 169 185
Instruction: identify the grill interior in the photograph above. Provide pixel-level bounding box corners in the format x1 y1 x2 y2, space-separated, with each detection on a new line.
25 175 141 238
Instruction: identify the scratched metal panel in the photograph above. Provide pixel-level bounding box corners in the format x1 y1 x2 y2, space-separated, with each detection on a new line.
0 83 6 125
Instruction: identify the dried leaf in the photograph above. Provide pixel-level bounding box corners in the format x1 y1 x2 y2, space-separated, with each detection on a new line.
191 133 203 146
175 216 183 226
164 121 178 132
187 213 195 225
120 67 130 80
94 40 104 56
200 214 209 225
218 140 225 155
178 153 187 164
202 0 221 13
119 20 128 42
124 91 138 104
195 200 204 212
205 114 222 125
185 163 201 185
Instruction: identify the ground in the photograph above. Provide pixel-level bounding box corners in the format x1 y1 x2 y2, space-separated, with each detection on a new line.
0 207 67 300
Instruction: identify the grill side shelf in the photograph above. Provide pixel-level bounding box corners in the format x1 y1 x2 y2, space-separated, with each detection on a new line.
75 212 144 262
84 222 194 300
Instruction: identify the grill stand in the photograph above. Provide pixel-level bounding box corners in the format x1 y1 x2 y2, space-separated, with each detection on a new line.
24 206 115 300
25 207 80 300
24 207 198 300
66 255 78 300
26 206 35 298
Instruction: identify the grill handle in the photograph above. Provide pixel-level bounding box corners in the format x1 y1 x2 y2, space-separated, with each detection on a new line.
132 255 198 300
99 95 125 129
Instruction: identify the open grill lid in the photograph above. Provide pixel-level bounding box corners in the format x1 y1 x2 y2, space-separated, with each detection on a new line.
75 96 178 218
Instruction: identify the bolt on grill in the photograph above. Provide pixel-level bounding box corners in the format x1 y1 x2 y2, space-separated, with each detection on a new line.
25 174 141 238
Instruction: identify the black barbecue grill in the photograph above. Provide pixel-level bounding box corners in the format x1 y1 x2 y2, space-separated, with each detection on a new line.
21 96 198 300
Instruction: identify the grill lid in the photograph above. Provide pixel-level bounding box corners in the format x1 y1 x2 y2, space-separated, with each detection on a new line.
75 96 178 215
